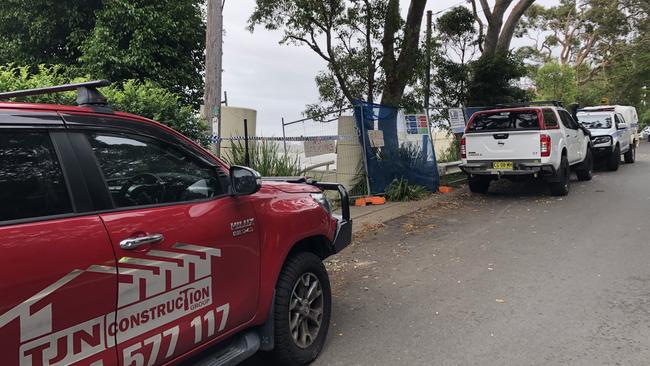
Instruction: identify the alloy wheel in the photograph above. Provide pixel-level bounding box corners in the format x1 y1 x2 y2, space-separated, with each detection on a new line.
289 273 324 349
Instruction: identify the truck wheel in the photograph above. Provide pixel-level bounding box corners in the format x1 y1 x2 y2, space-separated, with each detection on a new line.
271 252 331 366
549 155 570 196
576 149 593 181
606 145 621 171
624 143 636 164
468 176 491 194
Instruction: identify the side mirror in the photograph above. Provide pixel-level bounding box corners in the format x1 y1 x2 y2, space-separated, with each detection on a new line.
229 166 262 196
618 123 628 130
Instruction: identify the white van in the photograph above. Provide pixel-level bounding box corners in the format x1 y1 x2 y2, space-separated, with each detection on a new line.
581 105 639 145
577 105 639 170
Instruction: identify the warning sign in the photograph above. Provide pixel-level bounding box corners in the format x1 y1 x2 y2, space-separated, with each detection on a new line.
304 139 336 157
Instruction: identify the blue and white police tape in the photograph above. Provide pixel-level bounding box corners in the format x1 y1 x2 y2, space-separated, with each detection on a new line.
208 135 358 143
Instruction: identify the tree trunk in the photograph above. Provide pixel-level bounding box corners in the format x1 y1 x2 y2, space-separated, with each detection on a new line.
365 0 375 105
496 0 536 53
380 0 428 107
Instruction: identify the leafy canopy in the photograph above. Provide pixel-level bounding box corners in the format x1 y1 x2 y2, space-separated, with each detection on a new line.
0 65 208 144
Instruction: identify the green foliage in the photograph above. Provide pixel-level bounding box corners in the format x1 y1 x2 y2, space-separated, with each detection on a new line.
224 140 302 177
0 0 101 65
104 80 208 145
535 62 577 106
385 177 428 202
0 0 206 106
80 0 205 106
467 52 531 106
0 65 208 144
426 6 478 109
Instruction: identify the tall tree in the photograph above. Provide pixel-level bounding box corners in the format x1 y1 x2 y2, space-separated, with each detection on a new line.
428 6 478 109
79 0 206 106
0 0 102 65
467 0 536 105
249 0 427 110
534 61 577 106
518 0 630 85
470 0 536 57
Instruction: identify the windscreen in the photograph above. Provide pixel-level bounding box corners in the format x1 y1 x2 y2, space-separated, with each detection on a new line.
467 111 540 132
578 114 612 129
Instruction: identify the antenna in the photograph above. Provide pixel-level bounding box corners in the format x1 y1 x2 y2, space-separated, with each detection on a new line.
0 80 113 113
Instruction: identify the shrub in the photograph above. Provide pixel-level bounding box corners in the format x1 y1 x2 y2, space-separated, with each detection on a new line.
385 177 428 201
224 140 302 177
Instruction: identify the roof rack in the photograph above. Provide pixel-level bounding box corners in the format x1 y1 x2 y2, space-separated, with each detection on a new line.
494 101 564 108
0 80 113 113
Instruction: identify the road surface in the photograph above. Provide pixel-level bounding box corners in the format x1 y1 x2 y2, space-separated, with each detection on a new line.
246 142 650 366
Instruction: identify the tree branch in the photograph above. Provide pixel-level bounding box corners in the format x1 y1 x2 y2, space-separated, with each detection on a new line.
496 0 536 53
469 0 485 52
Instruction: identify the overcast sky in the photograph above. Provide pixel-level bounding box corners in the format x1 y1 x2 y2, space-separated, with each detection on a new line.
222 0 559 135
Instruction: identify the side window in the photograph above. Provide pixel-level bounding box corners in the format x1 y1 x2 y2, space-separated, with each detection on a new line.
615 114 626 128
542 109 559 128
85 132 224 208
559 111 578 130
0 131 73 222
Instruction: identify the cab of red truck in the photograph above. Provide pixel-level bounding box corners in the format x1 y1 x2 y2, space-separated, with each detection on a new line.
0 81 352 366
460 102 593 196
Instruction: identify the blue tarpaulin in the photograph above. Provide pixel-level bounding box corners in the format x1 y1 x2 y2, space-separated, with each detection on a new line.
353 101 440 195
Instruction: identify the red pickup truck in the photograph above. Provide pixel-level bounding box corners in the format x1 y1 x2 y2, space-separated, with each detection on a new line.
0 81 352 366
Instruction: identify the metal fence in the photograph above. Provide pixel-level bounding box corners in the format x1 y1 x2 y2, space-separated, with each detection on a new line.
211 104 467 199
281 108 369 198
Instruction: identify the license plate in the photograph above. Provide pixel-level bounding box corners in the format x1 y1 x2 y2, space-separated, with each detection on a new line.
493 161 513 170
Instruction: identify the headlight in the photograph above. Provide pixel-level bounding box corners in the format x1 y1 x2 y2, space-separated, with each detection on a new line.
311 193 332 214
592 135 612 145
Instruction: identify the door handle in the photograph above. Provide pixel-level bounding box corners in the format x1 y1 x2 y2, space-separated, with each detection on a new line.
120 234 164 250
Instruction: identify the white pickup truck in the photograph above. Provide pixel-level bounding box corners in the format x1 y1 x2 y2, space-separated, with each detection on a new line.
577 105 638 171
460 105 593 196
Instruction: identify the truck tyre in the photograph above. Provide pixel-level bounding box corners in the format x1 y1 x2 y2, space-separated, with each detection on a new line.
576 149 593 181
468 176 491 194
624 143 636 164
270 252 331 366
606 145 621 171
549 155 570 196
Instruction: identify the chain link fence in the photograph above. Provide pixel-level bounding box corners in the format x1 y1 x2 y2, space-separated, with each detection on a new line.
281 109 369 198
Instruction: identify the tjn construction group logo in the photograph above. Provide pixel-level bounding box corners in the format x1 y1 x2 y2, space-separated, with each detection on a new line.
0 243 221 366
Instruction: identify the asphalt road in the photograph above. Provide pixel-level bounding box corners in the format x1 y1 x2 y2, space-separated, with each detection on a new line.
246 142 650 366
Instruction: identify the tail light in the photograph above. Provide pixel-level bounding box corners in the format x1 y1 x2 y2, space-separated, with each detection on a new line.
540 134 551 157
460 136 467 159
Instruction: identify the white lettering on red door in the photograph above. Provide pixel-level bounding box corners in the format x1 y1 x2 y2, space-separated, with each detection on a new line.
0 244 230 366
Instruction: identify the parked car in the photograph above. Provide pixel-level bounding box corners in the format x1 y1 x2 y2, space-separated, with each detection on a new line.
639 126 650 141
0 81 352 366
460 102 593 196
577 107 637 170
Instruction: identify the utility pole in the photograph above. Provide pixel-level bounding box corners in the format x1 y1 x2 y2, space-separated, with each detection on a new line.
424 10 433 111
205 0 224 156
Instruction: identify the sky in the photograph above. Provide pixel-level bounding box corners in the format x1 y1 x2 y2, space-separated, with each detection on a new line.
222 0 559 135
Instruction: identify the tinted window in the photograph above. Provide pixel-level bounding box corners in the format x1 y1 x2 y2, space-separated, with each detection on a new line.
86 132 223 208
0 132 73 222
559 111 578 130
468 111 540 132
542 110 559 128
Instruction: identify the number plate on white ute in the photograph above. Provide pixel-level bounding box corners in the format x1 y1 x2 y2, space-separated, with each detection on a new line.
493 161 513 170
